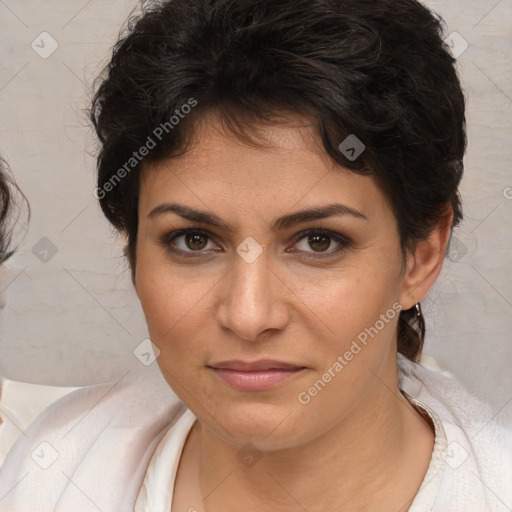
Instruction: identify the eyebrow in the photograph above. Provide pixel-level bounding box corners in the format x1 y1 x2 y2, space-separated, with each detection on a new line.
148 202 367 232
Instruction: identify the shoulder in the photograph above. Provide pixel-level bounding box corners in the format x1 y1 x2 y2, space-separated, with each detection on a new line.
399 354 512 510
0 367 187 511
0 377 81 466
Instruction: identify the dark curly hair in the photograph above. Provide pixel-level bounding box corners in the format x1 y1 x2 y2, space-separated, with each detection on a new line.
90 0 467 363
0 158 28 263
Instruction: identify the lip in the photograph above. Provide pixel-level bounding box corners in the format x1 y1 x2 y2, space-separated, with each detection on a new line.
207 360 306 391
209 359 304 371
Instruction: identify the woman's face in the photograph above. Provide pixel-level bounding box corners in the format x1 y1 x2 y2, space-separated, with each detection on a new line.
135 113 418 450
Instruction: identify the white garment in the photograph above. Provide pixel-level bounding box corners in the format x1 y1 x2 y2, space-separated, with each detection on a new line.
0 365 186 512
0 377 80 467
134 396 447 511
134 408 197 511
0 354 510 511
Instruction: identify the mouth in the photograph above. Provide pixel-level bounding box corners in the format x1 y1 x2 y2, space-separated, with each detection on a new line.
207 360 307 391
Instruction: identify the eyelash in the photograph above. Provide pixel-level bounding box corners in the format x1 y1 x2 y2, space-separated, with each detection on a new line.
160 228 351 260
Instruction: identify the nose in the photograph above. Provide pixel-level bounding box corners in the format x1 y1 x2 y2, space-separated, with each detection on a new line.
216 250 290 342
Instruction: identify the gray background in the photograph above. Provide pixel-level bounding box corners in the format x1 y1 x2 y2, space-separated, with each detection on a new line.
0 0 510 409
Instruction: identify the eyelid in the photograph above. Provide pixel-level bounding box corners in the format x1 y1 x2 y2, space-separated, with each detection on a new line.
291 228 352 247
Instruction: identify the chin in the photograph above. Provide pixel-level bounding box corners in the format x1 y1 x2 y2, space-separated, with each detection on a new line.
205 401 307 451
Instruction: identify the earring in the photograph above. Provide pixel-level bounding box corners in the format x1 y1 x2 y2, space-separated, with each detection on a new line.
415 302 422 317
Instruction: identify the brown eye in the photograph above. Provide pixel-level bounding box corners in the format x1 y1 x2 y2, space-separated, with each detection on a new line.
161 228 219 258
307 234 331 252
290 229 351 259
185 232 208 251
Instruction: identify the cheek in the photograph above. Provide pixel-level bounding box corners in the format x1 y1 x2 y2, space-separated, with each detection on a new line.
135 254 219 358
297 257 402 345
292 270 402 412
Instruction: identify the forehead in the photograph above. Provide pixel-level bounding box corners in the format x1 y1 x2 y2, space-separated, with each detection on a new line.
167 110 333 170
138 112 390 222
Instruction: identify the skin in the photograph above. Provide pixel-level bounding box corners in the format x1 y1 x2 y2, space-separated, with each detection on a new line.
134 111 452 511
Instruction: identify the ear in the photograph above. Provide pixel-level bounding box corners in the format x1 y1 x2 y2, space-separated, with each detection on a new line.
399 208 454 310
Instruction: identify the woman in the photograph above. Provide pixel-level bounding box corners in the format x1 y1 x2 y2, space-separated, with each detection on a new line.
0 0 510 510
